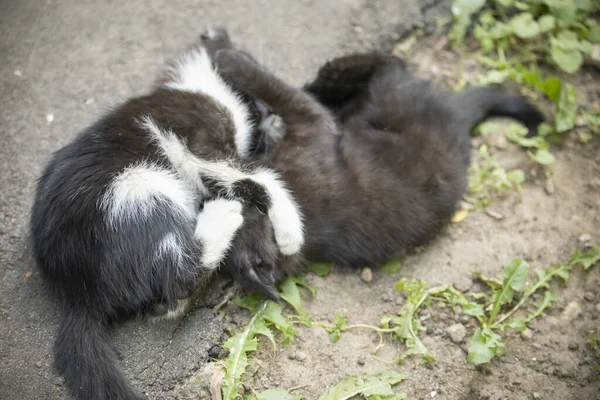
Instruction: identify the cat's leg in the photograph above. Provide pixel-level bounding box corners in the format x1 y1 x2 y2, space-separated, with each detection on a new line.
214 49 335 128
194 198 244 268
304 53 406 109
194 162 304 256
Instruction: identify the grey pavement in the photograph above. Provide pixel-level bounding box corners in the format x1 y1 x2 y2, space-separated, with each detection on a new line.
0 0 448 398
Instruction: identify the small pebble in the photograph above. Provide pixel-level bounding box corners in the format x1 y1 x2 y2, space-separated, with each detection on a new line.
295 351 307 361
14 70 22 76
423 21 436 36
584 292 595 302
561 301 582 319
361 267 373 283
46 113 54 124
532 392 541 399
595 303 600 313
579 233 592 243
25 271 33 278
568 343 579 351
85 97 95 105
357 357 366 366
36 361 42 368
207 346 219 359
287 352 296 360
454 276 473 293
484 209 504 220
446 323 467 344
520 328 533 340
544 180 555 195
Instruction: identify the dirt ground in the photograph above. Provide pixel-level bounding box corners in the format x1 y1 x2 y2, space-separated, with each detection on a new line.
177 30 600 400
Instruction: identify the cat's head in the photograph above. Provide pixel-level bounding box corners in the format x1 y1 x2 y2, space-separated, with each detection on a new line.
155 29 284 163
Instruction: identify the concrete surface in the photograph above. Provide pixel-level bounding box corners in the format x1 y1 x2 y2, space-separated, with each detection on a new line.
0 0 448 398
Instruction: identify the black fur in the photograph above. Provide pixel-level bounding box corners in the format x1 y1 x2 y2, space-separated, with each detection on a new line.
216 49 544 270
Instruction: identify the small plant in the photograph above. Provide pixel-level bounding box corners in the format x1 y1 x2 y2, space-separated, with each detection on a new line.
451 0 600 74
318 371 407 400
463 245 600 364
451 0 599 144
466 144 525 209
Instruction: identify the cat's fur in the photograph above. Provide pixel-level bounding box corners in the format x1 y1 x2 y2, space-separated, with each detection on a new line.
214 35 544 292
30 31 303 400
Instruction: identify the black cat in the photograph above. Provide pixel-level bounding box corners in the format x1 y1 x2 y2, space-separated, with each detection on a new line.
214 34 544 294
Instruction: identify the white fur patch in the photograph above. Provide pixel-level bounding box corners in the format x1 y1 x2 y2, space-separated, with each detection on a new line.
156 232 185 266
151 299 191 322
102 163 196 224
139 115 207 196
195 199 244 268
162 47 253 157
140 116 304 256
251 169 304 255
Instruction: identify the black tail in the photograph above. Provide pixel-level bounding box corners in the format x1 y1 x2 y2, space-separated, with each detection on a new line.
452 85 545 138
55 309 145 400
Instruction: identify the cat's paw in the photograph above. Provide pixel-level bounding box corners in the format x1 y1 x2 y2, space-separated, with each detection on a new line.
268 202 304 256
200 27 232 59
195 198 244 267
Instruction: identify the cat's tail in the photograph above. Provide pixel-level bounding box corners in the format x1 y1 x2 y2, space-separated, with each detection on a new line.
55 307 146 400
452 85 545 138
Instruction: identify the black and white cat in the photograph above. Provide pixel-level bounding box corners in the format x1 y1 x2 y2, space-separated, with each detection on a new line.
214 32 544 294
30 30 303 400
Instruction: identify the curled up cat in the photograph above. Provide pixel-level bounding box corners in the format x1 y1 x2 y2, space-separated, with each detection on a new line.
213 31 544 295
30 30 303 400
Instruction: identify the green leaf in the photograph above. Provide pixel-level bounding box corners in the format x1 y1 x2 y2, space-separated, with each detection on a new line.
290 274 317 297
488 258 530 323
308 262 332 277
538 15 556 33
381 260 402 274
467 327 506 364
551 45 583 73
223 300 269 400
450 0 486 45
525 290 557 322
318 371 406 400
325 312 347 343
280 277 303 315
510 13 541 39
257 388 303 400
538 122 556 137
463 302 486 318
555 83 578 132
390 279 433 361
477 69 513 85
528 149 556 165
589 24 600 43
545 0 578 27
570 245 600 270
503 318 527 332
474 121 500 136
505 123 548 149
